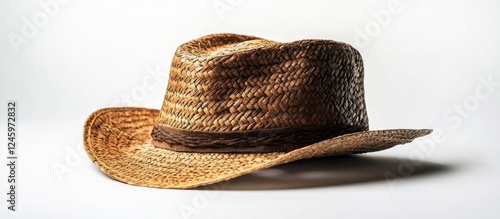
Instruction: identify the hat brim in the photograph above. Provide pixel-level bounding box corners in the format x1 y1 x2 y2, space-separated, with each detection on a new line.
84 107 432 189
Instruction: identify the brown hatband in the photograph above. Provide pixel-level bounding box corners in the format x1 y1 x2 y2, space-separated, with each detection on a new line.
151 124 367 153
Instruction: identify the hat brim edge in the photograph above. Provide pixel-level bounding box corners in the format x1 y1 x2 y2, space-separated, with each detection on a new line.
84 107 432 189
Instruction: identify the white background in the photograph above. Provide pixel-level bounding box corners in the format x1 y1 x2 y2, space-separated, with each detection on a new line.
1 0 500 218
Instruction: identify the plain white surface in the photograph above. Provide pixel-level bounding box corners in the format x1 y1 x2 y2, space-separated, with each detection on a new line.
1 0 500 218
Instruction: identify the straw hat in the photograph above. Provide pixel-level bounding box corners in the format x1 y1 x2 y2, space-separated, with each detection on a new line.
84 33 431 189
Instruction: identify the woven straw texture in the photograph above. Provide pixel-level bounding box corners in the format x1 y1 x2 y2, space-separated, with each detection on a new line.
157 34 367 132
83 33 432 189
84 108 431 189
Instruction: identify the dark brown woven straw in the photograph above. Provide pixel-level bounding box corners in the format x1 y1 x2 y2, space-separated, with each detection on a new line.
84 33 432 189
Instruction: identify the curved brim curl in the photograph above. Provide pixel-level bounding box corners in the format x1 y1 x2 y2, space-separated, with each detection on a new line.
84 107 432 189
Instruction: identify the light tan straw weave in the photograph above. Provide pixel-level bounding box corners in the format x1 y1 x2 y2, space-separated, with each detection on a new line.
84 33 432 189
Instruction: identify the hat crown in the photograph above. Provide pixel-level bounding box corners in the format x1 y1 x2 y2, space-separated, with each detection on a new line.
156 34 368 133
